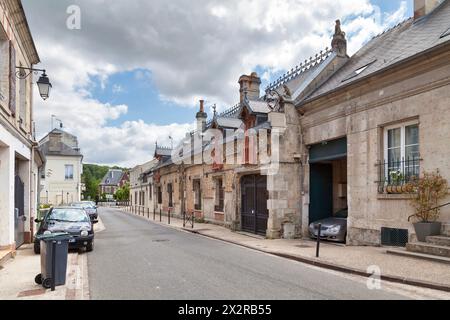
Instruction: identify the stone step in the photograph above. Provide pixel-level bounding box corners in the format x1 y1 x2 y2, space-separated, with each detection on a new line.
386 248 450 265
406 242 450 258
443 223 450 237
426 235 450 247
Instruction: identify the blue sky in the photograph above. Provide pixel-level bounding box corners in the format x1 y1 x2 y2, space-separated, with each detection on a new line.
87 1 413 128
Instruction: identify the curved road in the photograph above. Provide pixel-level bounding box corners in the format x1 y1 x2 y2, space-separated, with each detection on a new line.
87 207 410 300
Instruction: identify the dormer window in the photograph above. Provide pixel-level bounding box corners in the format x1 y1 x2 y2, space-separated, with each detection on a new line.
441 26 450 38
342 60 376 82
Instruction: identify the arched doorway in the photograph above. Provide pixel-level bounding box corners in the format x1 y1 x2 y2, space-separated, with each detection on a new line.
241 175 268 235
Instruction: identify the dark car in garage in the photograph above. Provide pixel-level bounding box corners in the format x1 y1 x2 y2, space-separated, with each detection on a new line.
34 207 96 253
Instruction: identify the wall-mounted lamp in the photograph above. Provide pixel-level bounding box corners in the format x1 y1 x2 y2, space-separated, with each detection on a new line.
16 67 52 100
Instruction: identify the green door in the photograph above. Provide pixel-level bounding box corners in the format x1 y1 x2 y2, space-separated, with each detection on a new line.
309 163 333 223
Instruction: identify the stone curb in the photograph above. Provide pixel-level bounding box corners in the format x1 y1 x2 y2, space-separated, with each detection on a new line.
181 228 450 293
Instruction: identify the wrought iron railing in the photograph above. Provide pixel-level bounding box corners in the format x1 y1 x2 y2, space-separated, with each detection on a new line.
377 158 421 193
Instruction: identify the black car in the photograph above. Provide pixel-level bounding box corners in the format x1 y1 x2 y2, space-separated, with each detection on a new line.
34 207 96 254
69 201 98 221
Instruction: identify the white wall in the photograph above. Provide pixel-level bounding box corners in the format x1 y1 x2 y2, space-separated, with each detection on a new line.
40 155 82 205
0 125 32 248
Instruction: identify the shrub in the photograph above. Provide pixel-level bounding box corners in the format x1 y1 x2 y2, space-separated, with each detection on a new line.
409 170 448 222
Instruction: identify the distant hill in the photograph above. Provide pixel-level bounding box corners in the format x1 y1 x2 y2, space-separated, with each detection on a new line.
82 164 128 200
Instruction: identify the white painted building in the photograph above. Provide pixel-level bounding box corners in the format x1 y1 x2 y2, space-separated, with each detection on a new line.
39 128 83 206
0 0 43 251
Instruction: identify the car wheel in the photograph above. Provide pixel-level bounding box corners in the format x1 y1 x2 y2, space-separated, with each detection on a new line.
34 242 40 254
86 241 94 252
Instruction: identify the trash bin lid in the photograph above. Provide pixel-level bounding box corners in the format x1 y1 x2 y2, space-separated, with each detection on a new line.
36 232 72 241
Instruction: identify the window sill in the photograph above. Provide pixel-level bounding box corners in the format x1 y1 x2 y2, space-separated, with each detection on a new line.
214 211 224 215
377 193 416 200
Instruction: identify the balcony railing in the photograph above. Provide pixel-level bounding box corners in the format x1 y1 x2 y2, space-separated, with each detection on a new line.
377 158 420 194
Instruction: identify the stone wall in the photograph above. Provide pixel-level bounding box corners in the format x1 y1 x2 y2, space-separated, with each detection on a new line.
299 48 450 245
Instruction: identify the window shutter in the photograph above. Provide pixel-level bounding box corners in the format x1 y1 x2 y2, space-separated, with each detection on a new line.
9 41 16 116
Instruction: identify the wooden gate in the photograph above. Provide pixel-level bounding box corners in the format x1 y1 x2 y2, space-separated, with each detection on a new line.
241 175 268 236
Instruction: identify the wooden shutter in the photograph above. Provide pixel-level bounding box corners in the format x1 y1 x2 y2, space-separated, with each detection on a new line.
9 41 16 116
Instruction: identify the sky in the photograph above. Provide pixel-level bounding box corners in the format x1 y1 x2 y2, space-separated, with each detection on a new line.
22 0 413 168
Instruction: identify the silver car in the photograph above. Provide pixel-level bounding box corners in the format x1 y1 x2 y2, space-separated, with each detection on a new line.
309 208 348 243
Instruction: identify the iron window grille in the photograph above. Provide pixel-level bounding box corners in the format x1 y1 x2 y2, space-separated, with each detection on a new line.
377 157 420 193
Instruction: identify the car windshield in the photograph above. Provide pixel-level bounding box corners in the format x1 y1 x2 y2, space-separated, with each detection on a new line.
47 209 89 222
71 202 93 209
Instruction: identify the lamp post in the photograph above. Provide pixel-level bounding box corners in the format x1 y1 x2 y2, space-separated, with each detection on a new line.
16 67 52 100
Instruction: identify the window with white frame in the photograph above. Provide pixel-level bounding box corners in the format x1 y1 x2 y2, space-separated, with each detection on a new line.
383 121 420 184
65 164 74 180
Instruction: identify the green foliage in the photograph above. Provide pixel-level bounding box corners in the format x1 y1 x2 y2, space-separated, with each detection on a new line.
81 164 128 200
114 183 130 201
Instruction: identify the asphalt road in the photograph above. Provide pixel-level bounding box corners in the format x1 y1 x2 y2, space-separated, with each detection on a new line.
87 207 410 300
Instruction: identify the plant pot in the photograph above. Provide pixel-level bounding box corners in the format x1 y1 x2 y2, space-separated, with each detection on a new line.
413 222 442 242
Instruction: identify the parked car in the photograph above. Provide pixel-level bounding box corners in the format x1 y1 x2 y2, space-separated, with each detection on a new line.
34 207 96 254
309 208 348 243
70 201 98 221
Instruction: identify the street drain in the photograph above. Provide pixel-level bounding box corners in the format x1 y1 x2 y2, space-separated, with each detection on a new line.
152 239 169 242
295 244 312 248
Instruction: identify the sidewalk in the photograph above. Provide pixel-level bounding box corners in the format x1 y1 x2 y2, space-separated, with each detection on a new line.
0 218 105 300
122 208 450 294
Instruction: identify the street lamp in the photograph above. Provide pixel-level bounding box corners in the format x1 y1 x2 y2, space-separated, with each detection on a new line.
36 72 52 100
16 67 52 101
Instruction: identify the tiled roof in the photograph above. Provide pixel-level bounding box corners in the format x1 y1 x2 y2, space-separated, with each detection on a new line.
100 169 124 186
303 0 450 102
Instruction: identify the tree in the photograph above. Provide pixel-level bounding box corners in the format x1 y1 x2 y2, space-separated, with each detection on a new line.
114 183 130 201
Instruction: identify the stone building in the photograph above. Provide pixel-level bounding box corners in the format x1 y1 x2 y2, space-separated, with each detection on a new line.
99 169 129 199
0 0 43 252
39 128 83 205
294 0 450 245
129 158 158 213
131 0 450 246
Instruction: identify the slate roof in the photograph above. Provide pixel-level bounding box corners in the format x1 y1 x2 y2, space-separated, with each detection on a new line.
100 169 125 186
303 0 450 102
39 141 82 157
216 117 243 129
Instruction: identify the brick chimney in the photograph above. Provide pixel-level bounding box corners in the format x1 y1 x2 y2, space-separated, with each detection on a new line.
48 132 62 152
196 99 207 132
414 0 442 20
238 72 261 103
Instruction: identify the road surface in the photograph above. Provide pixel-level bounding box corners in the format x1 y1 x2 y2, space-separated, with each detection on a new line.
87 207 411 300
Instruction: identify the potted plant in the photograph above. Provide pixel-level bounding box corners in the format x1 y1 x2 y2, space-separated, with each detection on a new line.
386 170 404 193
408 170 448 242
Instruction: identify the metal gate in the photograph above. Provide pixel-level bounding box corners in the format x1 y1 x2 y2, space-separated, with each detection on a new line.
14 175 25 248
241 175 268 236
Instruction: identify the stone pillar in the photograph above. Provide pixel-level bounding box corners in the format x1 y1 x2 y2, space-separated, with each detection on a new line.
264 100 302 239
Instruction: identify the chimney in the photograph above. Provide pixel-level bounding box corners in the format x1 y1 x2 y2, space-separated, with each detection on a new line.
48 132 61 152
238 72 261 103
414 0 442 20
196 99 207 132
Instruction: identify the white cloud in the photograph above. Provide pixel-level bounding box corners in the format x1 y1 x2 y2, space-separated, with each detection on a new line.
24 0 408 167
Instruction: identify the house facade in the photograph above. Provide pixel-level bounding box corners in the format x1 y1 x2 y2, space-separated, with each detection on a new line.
296 0 450 245
0 0 43 251
129 159 158 213
130 0 450 246
99 169 129 199
39 128 83 205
